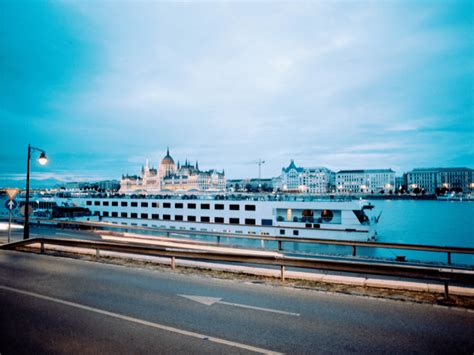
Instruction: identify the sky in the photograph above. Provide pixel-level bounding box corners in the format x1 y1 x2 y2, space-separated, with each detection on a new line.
0 0 473 187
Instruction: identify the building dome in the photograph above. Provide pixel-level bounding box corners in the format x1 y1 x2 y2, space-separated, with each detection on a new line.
159 147 177 177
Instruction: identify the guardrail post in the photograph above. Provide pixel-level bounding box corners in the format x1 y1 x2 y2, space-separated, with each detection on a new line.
40 242 44 254
166 231 170 237
280 266 285 282
171 257 176 270
447 252 451 265
444 282 449 299
217 236 221 245
96 249 100 259
352 246 356 257
278 240 283 251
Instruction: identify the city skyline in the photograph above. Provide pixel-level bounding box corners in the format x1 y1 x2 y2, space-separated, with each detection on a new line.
1 1 472 188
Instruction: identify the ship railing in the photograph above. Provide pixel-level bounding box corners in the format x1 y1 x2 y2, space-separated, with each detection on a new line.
2 236 473 299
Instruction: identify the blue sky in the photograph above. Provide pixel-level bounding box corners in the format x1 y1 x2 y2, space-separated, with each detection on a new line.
1 0 472 187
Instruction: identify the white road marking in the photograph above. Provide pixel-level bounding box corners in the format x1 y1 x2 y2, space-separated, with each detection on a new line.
0 285 282 355
179 294 300 317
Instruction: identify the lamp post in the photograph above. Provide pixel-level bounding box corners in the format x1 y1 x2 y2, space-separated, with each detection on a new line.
24 144 48 240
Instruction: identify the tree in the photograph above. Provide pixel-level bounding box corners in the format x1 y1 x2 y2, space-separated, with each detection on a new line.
413 187 421 194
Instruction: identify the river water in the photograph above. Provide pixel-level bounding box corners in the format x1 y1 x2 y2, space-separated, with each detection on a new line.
206 200 474 266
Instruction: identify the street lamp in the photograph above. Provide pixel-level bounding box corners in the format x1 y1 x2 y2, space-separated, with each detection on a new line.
24 144 48 240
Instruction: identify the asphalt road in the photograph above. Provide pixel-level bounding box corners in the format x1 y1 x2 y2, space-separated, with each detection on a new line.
0 249 473 354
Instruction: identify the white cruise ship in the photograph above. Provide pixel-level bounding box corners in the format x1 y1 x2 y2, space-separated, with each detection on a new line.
53 193 379 241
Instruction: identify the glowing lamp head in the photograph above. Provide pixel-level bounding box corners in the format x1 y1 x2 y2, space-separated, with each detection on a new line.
38 152 48 165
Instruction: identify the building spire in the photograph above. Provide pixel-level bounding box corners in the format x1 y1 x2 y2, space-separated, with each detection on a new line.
166 146 170 156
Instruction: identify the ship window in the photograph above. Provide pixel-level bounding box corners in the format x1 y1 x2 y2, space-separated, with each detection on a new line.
121 202 127 207
175 215 183 221
305 223 312 228
175 203 183 209
152 214 159 220
103 201 109 206
103 211 109 217
215 217 224 223
245 205 256 211
163 203 171 208
293 230 299 236
187 216 196 222
94 201 100 206
141 202 148 207
261 219 273 226
201 204 210 210
280 229 285 235
229 218 239 224
131 202 138 207
152 202 159 208
321 210 334 223
188 203 196 209
230 204 239 211
121 212 127 218
201 216 210 222
141 213 148 219
112 212 118 217
163 214 171 220
131 213 138 218
86 201 92 206
245 218 256 225
112 201 118 207
215 204 224 210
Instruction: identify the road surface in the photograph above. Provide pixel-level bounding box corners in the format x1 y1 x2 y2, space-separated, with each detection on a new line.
0 250 473 354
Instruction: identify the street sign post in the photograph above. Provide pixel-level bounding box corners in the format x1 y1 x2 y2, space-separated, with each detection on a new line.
4 199 18 243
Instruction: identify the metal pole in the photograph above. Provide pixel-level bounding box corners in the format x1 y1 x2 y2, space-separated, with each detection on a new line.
8 210 11 243
352 246 357 257
444 282 449 299
23 144 31 240
447 252 451 265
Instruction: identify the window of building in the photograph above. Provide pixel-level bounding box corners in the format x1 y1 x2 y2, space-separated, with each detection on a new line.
201 216 210 222
152 214 159 220
112 201 118 206
215 204 224 210
86 201 92 206
131 202 138 207
245 218 256 225
187 216 196 222
131 213 138 218
175 215 183 221
163 203 171 208
141 202 148 207
201 204 210 210
152 202 159 208
103 201 109 206
230 204 239 211
112 212 118 217
293 230 299 236
103 211 109 217
280 229 285 235
262 219 273 226
175 203 183 209
245 205 256 211
141 213 148 219
94 201 100 206
229 218 239 224
121 212 127 218
188 203 196 209
121 202 127 207
163 214 171 220
215 217 224 223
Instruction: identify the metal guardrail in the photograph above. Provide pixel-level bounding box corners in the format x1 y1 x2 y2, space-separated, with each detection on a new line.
2 237 473 298
20 218 474 266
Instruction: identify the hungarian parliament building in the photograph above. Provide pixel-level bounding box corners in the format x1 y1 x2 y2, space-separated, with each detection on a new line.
119 148 226 193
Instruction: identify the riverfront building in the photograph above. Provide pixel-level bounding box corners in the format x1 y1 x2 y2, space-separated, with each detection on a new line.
336 169 396 194
274 160 335 194
120 148 226 193
406 167 474 193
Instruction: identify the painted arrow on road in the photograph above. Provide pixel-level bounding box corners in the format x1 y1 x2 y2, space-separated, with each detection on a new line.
178 294 300 317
